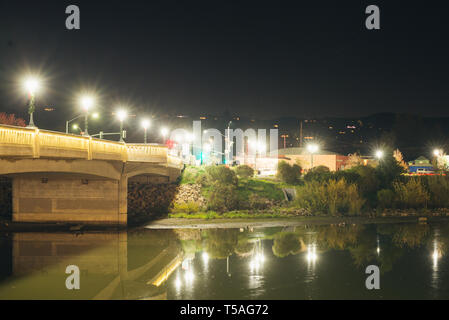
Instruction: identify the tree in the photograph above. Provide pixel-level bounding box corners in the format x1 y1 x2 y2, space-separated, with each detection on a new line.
0 113 26 127
393 149 408 171
346 153 364 169
375 148 405 189
277 161 301 184
234 165 254 179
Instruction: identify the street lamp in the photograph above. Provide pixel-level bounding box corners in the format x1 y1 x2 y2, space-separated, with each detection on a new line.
161 127 169 144
433 149 443 157
116 109 127 142
66 112 100 134
23 76 41 127
80 95 95 136
306 143 319 169
375 150 384 160
141 119 150 144
71 123 82 134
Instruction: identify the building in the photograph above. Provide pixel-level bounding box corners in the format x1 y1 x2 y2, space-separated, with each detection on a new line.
272 147 349 171
408 156 434 173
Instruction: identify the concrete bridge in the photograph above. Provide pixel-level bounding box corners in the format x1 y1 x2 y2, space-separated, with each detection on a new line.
0 124 183 225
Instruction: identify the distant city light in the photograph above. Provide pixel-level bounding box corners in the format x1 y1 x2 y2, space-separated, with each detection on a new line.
433 149 442 157
161 127 169 137
92 112 99 119
375 150 383 159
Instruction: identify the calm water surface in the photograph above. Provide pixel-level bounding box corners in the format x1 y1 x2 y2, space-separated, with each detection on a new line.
0 221 448 299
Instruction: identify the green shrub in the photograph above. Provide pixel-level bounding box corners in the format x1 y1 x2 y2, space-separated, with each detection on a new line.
377 189 396 210
180 166 206 184
207 183 239 212
248 194 270 210
234 165 255 179
295 179 365 215
171 201 201 214
205 165 238 186
277 161 301 184
194 173 208 186
304 165 331 182
424 176 449 208
393 178 429 209
349 165 379 197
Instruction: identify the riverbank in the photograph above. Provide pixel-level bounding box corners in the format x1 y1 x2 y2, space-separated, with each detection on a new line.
146 215 449 229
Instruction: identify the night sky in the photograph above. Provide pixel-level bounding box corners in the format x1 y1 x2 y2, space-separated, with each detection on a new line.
1 0 449 125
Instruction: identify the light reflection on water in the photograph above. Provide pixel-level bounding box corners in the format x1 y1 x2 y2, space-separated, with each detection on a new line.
0 221 448 299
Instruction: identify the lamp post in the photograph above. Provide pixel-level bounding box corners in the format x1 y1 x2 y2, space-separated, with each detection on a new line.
80 96 94 136
307 144 319 169
66 112 98 134
23 77 40 127
161 127 169 144
116 110 127 142
141 119 150 144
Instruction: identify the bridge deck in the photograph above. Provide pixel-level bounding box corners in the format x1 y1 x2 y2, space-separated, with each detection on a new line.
0 124 182 167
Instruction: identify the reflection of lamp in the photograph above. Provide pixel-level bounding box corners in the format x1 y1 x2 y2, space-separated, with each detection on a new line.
432 240 441 270
249 239 265 273
202 252 209 264
306 244 317 263
376 235 380 255
175 276 182 290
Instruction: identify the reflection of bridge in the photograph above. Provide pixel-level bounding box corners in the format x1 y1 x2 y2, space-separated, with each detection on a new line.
0 125 183 224
0 231 182 300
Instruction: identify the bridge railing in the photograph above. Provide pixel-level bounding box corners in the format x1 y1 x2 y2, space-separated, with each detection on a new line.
0 124 181 165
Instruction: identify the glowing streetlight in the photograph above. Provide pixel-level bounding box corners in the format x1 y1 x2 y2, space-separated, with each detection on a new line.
141 119 150 144
116 109 127 142
80 95 95 136
306 143 319 169
23 76 41 127
375 150 384 160
433 149 443 157
161 127 169 143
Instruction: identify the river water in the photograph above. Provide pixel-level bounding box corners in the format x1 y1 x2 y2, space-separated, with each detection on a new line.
0 221 448 299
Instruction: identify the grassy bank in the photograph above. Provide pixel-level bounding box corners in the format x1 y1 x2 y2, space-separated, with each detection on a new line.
168 161 449 219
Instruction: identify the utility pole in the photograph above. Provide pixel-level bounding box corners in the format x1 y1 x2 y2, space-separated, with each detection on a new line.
299 120 303 148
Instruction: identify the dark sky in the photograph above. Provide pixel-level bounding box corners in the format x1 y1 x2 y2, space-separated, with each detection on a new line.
1 0 449 122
